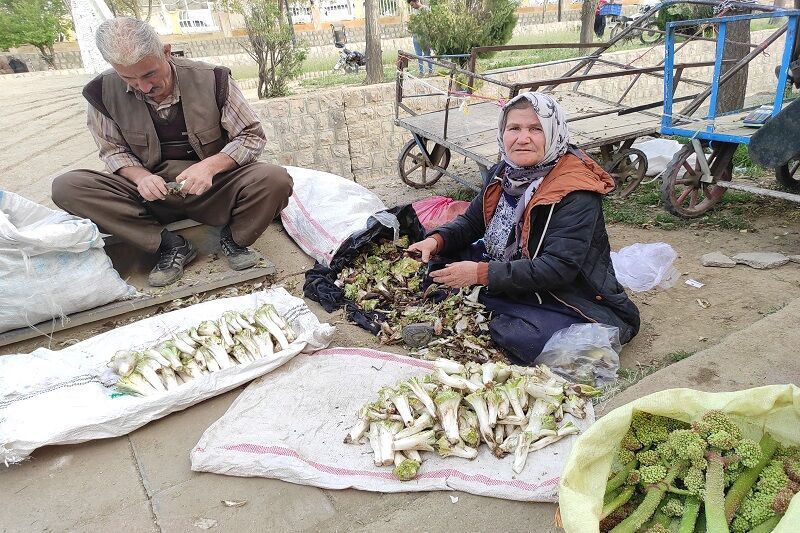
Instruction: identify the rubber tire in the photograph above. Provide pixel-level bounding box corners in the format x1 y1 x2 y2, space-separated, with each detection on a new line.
660 143 734 218
639 22 661 45
397 139 450 189
776 160 800 192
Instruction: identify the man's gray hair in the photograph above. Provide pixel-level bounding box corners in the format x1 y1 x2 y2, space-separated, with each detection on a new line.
96 17 164 66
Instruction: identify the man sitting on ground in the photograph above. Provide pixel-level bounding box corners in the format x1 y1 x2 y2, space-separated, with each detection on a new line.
52 17 292 287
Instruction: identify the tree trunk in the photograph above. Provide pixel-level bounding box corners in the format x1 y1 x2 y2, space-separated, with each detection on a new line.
717 16 750 113
580 0 597 44
37 44 56 68
364 0 384 84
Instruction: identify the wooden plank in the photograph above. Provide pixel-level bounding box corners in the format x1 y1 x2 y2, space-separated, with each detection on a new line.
400 102 501 140
0 261 276 348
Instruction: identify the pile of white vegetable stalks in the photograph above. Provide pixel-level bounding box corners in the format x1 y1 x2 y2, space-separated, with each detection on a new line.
344 358 599 480
106 304 295 396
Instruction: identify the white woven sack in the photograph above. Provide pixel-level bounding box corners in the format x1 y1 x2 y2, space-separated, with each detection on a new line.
192 347 594 502
0 190 136 333
0 287 336 464
280 166 398 267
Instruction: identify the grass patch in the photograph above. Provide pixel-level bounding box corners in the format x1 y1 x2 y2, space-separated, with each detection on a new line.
445 187 479 201
669 350 694 363
732 144 766 178
599 177 790 231
760 303 787 316
298 66 395 89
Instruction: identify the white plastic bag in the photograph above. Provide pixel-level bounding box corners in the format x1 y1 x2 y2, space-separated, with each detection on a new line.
191 347 594 502
0 287 336 465
632 139 696 178
0 190 136 333
610 242 680 292
280 167 399 267
536 324 621 386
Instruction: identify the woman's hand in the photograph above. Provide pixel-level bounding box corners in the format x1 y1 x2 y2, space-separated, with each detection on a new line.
407 237 439 263
430 261 479 288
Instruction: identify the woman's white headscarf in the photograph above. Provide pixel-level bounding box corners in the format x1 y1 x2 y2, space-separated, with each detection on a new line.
497 91 572 171
491 92 574 260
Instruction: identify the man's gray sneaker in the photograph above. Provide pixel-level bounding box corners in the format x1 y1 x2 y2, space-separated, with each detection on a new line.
220 226 260 271
148 237 198 287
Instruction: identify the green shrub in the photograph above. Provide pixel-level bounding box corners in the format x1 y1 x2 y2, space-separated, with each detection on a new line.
408 0 518 67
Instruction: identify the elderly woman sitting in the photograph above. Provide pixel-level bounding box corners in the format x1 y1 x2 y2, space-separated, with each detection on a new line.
408 92 640 364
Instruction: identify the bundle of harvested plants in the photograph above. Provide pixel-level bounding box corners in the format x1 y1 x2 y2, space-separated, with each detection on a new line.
106 304 296 396
344 359 599 479
600 409 800 533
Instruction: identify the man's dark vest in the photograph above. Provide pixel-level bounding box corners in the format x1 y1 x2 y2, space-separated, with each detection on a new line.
82 58 231 170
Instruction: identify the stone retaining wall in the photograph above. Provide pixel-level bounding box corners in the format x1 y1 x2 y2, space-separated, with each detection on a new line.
250 29 783 182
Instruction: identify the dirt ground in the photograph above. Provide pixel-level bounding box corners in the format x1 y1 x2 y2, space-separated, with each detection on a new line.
5 171 800 390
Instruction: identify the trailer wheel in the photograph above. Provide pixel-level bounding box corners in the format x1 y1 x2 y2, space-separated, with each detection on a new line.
606 148 648 198
398 139 450 188
661 142 735 218
776 159 800 192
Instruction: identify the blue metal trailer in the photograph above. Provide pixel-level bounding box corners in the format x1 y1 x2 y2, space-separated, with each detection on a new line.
659 10 800 217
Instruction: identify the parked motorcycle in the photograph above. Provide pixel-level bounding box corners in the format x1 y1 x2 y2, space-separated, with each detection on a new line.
332 45 368 74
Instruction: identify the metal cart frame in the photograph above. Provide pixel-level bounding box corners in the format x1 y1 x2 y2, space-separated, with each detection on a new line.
393 0 784 197
659 10 800 217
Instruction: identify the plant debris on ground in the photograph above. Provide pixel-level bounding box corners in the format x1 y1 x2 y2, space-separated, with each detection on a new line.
335 237 505 363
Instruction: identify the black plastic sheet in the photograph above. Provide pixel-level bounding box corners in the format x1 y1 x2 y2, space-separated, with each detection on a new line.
303 205 426 334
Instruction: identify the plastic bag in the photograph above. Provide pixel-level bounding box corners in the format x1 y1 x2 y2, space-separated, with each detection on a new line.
632 138 696 177
412 196 471 231
280 166 399 267
559 385 800 533
0 190 136 333
610 242 680 292
535 324 620 386
192 347 594 502
0 287 336 465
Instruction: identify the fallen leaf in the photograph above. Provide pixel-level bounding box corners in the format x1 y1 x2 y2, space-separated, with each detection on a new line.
222 500 247 508
696 299 710 309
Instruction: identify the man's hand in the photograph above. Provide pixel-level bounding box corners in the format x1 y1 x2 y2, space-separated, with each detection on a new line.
430 261 479 288
176 162 215 196
137 174 169 201
407 237 439 263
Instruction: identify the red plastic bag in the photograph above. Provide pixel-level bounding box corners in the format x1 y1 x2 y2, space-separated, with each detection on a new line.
412 196 470 231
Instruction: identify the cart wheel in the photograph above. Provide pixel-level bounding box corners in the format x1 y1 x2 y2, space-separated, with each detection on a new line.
639 22 662 45
776 159 800 192
661 142 735 218
606 148 648 198
398 139 451 188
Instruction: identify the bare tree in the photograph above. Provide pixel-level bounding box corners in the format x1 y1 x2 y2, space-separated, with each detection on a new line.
717 14 750 113
364 0 383 84
579 0 596 44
